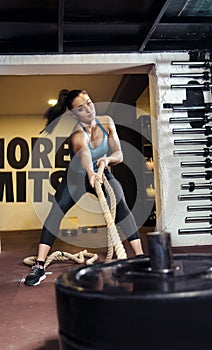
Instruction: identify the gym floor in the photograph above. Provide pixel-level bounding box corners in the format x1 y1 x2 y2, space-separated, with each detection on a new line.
0 228 212 350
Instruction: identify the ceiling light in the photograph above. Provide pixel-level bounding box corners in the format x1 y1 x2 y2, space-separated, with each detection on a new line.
48 99 57 106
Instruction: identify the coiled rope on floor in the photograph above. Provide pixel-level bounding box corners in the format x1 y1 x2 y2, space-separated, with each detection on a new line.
23 250 98 268
23 161 127 268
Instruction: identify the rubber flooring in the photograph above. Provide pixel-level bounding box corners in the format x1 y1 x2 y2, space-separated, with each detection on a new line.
0 228 212 350
0 228 137 350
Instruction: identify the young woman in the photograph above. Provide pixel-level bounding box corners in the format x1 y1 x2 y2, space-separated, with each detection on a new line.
25 89 144 286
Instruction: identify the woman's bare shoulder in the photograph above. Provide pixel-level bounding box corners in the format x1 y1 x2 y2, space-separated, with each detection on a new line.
72 122 82 133
69 128 86 147
97 115 114 130
97 115 112 123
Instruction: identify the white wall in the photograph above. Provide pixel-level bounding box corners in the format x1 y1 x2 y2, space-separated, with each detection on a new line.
149 53 212 246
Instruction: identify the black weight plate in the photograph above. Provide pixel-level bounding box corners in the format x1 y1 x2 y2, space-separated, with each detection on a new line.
56 254 212 350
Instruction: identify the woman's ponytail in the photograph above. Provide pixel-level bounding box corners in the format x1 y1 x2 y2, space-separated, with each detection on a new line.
44 89 69 127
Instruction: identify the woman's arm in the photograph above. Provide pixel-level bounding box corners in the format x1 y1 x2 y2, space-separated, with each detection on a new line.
96 116 123 168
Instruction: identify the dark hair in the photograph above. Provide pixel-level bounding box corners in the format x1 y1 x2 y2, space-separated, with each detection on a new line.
44 89 87 128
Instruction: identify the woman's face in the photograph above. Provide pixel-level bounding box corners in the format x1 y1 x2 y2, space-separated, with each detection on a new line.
71 93 96 124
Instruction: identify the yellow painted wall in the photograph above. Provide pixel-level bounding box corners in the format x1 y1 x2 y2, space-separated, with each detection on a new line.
0 112 105 231
136 86 150 117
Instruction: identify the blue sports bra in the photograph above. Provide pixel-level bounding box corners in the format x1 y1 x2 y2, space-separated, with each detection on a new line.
70 118 109 173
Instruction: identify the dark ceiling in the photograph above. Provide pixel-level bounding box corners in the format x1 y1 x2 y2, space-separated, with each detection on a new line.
0 0 211 54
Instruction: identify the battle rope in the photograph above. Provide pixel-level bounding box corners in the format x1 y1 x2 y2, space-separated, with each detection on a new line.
23 250 98 268
95 161 127 262
23 161 127 268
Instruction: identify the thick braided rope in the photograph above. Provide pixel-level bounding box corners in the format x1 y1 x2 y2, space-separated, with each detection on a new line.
95 162 127 261
23 250 98 268
99 172 115 261
102 173 116 220
23 162 127 268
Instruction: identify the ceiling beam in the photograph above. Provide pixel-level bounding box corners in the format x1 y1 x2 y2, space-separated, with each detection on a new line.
145 39 212 50
58 0 65 53
111 74 149 105
139 0 173 52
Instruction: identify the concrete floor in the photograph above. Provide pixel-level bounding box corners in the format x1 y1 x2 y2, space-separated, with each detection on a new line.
1 228 212 350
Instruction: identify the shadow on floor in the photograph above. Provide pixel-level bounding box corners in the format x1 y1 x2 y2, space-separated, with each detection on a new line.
35 339 60 350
